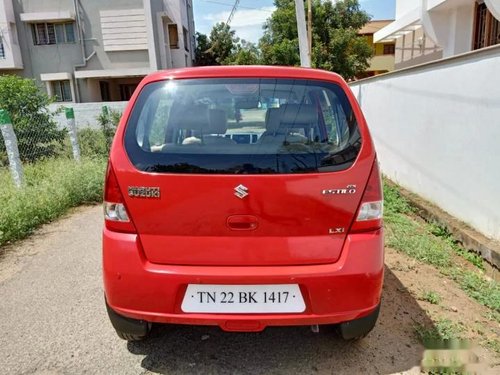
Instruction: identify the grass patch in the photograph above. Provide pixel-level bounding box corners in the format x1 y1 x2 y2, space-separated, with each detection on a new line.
0 157 106 247
415 318 465 346
484 338 500 354
384 183 451 268
420 290 442 305
430 223 484 270
384 180 500 318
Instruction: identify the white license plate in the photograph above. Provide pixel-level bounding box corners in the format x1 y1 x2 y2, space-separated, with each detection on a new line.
181 284 305 313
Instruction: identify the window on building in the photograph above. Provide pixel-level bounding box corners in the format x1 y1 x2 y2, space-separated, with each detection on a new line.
119 84 138 101
100 81 111 102
32 22 76 45
0 37 5 59
168 24 179 49
52 80 72 102
183 27 189 51
383 43 395 55
474 1 500 50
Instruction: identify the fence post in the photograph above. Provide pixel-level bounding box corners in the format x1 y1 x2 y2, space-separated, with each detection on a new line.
65 107 81 162
0 109 24 188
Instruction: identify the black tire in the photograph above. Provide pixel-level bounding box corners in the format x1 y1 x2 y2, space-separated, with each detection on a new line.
115 325 152 341
106 300 152 341
338 303 380 340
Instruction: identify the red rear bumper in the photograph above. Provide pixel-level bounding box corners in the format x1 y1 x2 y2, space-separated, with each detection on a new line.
103 229 384 332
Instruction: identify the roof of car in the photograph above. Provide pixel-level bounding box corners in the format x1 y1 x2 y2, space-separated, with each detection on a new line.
142 65 345 85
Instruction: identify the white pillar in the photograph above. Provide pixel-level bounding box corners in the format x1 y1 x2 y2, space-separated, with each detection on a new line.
0 109 24 188
294 0 311 67
65 107 81 162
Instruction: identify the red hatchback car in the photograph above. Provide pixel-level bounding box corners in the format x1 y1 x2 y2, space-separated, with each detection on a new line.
103 66 384 341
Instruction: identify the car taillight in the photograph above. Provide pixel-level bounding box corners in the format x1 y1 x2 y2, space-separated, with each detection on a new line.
350 160 383 233
104 162 136 233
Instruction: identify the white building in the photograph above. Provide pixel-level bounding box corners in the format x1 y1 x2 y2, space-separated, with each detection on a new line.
0 0 195 102
374 0 500 69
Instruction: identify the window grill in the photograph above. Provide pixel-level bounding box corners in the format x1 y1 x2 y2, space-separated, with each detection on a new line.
474 2 500 50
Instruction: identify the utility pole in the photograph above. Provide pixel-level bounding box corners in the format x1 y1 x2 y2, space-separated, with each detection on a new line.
226 0 240 26
307 0 312 57
294 0 311 67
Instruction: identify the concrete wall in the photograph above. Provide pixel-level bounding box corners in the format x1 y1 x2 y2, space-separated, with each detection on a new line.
0 0 23 69
395 0 420 18
49 101 128 129
350 45 500 240
78 0 149 73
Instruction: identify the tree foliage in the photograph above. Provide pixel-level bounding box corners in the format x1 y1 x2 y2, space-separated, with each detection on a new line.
194 32 216 66
208 23 237 64
195 24 260 66
227 40 261 65
0 75 66 163
259 0 373 79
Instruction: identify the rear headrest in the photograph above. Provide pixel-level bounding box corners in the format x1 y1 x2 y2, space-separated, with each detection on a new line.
265 107 282 132
208 109 228 134
279 104 318 124
169 104 209 131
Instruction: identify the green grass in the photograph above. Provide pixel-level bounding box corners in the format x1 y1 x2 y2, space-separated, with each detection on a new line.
420 290 442 305
415 318 465 346
484 338 500 354
0 157 106 247
384 180 500 318
430 223 484 270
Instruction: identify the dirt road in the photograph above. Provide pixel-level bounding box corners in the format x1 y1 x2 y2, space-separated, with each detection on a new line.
0 206 496 374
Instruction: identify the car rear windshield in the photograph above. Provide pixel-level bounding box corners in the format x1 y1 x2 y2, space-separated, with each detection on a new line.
124 78 362 174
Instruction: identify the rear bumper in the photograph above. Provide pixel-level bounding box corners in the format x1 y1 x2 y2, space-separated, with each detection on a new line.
103 229 384 331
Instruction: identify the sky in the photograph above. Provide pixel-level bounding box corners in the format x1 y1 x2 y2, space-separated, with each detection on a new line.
193 0 396 44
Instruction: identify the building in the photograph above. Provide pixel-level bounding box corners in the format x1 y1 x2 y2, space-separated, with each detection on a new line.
374 0 500 70
358 20 396 78
0 0 195 102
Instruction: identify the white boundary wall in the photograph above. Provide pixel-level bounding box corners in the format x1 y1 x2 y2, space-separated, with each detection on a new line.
350 45 500 240
49 101 128 130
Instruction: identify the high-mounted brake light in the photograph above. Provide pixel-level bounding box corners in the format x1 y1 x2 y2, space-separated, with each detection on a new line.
350 160 383 233
103 162 136 233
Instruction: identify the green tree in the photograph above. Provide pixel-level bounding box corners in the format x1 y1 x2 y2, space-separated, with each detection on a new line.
208 22 237 65
0 75 66 163
194 32 216 66
259 0 373 79
226 40 261 65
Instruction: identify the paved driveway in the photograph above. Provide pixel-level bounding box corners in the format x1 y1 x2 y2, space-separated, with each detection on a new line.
0 206 427 374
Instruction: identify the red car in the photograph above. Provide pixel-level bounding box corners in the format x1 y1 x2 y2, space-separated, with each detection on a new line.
103 66 384 341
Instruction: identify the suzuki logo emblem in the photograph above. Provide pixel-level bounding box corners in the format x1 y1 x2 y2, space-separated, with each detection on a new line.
234 184 249 199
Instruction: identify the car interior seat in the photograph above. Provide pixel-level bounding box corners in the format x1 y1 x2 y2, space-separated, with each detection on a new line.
204 109 236 145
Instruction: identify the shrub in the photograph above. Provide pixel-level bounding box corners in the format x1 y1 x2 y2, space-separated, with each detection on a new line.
0 75 66 162
77 128 108 157
0 157 106 246
96 106 121 153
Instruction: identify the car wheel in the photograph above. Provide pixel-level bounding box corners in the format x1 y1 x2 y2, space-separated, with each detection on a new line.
106 300 152 341
115 324 152 341
338 303 380 340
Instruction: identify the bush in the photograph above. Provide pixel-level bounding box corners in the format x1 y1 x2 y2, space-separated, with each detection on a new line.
0 75 66 163
97 106 121 153
77 128 108 157
0 157 106 246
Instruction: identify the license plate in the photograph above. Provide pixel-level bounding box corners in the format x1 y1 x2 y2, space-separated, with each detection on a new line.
181 284 305 313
